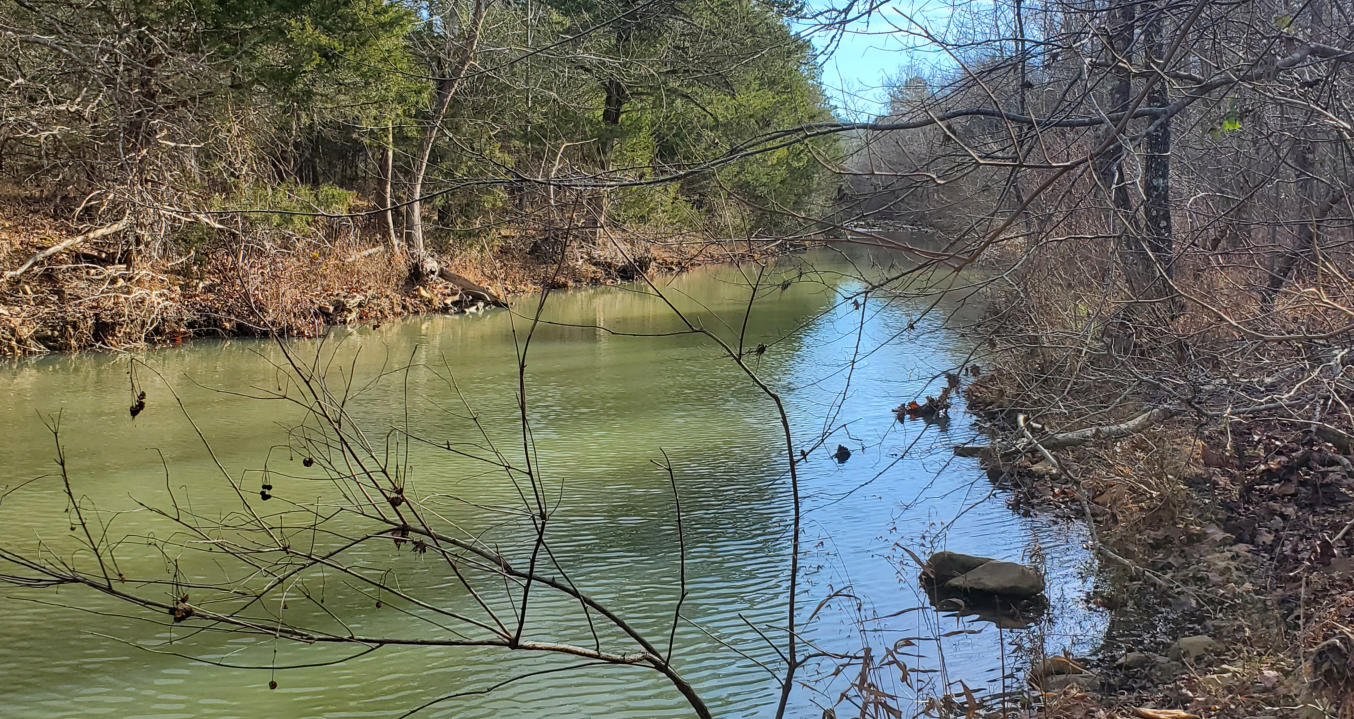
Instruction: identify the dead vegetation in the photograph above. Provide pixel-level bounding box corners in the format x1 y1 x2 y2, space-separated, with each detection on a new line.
955 285 1354 717
0 191 755 356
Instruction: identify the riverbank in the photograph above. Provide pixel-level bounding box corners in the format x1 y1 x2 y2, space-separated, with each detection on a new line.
0 197 783 356
960 358 1352 718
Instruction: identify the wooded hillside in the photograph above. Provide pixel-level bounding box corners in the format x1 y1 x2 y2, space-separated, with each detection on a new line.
0 0 836 352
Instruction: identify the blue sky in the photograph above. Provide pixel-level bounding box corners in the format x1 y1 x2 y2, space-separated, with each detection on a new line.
797 0 955 119
810 17 901 118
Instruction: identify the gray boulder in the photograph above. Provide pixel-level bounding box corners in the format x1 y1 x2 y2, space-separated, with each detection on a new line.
1168 635 1220 663
1153 659 1185 681
1116 651 1156 670
924 551 995 583
945 560 1046 598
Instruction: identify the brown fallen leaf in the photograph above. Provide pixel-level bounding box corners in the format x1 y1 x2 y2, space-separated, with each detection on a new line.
1199 443 1235 469
1131 709 1199 719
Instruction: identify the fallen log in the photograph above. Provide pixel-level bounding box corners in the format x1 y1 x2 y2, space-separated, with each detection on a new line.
436 268 507 307
955 406 1179 459
4 216 132 282
345 247 384 262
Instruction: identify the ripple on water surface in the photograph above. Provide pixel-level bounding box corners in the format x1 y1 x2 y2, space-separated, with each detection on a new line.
0 251 1105 718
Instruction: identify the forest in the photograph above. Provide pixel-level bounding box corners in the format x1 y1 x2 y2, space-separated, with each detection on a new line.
2 0 1354 716
1 0 836 351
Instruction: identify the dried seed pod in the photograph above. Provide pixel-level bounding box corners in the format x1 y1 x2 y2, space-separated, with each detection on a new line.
172 601 194 623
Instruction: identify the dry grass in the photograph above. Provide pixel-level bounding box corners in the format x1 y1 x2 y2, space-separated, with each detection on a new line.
950 204 1354 716
0 192 771 356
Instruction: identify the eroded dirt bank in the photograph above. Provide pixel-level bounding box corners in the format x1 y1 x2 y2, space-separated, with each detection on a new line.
0 198 777 356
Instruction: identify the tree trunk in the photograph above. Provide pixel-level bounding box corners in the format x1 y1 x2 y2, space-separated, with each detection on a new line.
406 0 487 280
1264 0 1327 303
1007 0 1034 236
602 78 628 125
1265 137 1318 299
1097 0 1139 239
1140 2 1174 300
384 119 400 253
1099 0 1146 353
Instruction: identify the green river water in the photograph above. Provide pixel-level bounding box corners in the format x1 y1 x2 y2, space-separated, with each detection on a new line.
0 250 1105 718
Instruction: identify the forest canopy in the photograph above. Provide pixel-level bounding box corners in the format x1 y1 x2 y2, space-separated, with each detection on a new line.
1 0 836 254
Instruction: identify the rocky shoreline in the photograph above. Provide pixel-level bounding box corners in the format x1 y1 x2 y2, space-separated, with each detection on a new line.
951 369 1350 719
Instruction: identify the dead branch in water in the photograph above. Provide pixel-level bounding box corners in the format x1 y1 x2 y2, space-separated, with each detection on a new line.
954 406 1179 459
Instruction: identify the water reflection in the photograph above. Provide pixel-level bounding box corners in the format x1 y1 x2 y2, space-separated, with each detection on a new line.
0 248 1105 718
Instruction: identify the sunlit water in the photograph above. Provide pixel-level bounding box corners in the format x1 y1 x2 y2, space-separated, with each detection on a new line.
0 249 1105 718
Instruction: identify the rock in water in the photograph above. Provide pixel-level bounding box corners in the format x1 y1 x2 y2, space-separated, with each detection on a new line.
924 551 995 584
832 444 851 463
944 560 1045 598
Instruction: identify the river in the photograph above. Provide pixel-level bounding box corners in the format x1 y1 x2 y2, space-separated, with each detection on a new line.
0 248 1105 718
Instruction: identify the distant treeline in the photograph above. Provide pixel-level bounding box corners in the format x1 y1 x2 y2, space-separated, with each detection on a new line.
2 0 838 269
